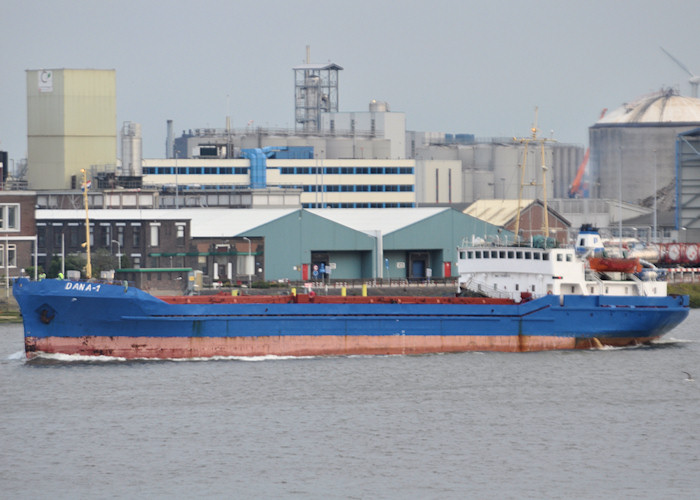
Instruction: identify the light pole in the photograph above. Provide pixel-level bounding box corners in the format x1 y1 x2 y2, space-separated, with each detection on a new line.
242 237 251 286
111 240 121 270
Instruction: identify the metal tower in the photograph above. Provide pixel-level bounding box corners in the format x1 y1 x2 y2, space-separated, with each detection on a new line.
294 50 342 133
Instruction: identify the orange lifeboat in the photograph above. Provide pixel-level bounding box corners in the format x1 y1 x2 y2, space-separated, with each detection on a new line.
588 256 642 274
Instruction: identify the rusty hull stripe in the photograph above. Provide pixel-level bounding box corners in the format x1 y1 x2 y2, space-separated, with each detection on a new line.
24 334 586 359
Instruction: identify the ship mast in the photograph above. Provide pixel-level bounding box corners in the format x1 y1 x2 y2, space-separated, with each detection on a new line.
514 108 554 246
81 169 92 278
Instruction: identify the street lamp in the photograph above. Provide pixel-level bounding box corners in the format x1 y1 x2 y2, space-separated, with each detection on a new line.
111 240 121 270
242 237 251 286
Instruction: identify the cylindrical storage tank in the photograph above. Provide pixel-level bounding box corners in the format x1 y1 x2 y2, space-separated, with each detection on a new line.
121 122 142 176
589 90 700 204
325 138 353 159
684 243 699 265
421 146 458 161
456 145 475 165
666 243 685 264
472 170 495 200
473 144 493 170
369 100 389 112
492 144 520 199
463 171 475 204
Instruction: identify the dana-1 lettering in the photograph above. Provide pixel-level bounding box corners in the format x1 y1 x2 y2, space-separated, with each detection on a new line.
64 282 102 293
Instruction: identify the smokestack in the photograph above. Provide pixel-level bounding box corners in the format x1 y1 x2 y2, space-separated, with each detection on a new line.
166 119 174 159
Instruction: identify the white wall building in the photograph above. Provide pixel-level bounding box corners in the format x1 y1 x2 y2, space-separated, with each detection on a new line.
141 157 416 208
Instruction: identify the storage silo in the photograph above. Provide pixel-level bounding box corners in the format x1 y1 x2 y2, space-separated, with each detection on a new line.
26 69 116 189
121 122 142 176
589 89 700 204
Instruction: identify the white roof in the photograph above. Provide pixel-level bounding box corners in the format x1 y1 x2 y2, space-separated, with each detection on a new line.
37 208 298 238
309 208 450 236
36 207 450 238
598 90 700 124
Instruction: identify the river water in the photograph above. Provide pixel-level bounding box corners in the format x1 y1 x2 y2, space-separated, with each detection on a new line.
1 312 699 499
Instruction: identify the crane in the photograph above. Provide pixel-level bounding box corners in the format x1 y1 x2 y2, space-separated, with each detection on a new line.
660 46 700 98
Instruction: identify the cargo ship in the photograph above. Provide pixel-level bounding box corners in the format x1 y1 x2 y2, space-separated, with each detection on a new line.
12 247 689 359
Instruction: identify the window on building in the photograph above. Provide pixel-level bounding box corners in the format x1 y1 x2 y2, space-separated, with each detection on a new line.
69 227 79 247
0 244 17 267
117 226 124 247
150 224 160 247
176 224 185 246
102 225 111 247
132 225 141 247
37 227 46 249
0 204 20 231
53 228 63 247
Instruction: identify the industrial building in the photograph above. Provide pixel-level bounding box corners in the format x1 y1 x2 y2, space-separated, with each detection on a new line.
26 69 116 190
171 101 406 162
589 88 700 205
413 137 584 204
140 155 416 208
676 127 700 242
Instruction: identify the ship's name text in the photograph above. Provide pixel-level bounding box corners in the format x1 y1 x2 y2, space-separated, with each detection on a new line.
64 282 102 293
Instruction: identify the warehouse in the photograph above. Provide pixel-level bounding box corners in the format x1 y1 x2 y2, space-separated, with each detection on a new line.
35 207 505 285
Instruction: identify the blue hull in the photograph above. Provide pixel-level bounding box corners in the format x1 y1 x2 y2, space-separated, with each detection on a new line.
12 278 690 358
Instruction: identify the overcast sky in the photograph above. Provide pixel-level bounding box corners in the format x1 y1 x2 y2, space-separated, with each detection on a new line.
2 0 699 161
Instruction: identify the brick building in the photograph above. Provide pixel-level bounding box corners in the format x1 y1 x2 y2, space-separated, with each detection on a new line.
0 191 38 279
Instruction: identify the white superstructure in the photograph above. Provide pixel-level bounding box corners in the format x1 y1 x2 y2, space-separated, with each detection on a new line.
457 229 668 300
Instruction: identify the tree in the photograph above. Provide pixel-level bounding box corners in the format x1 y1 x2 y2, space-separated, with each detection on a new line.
47 253 85 278
91 248 117 277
